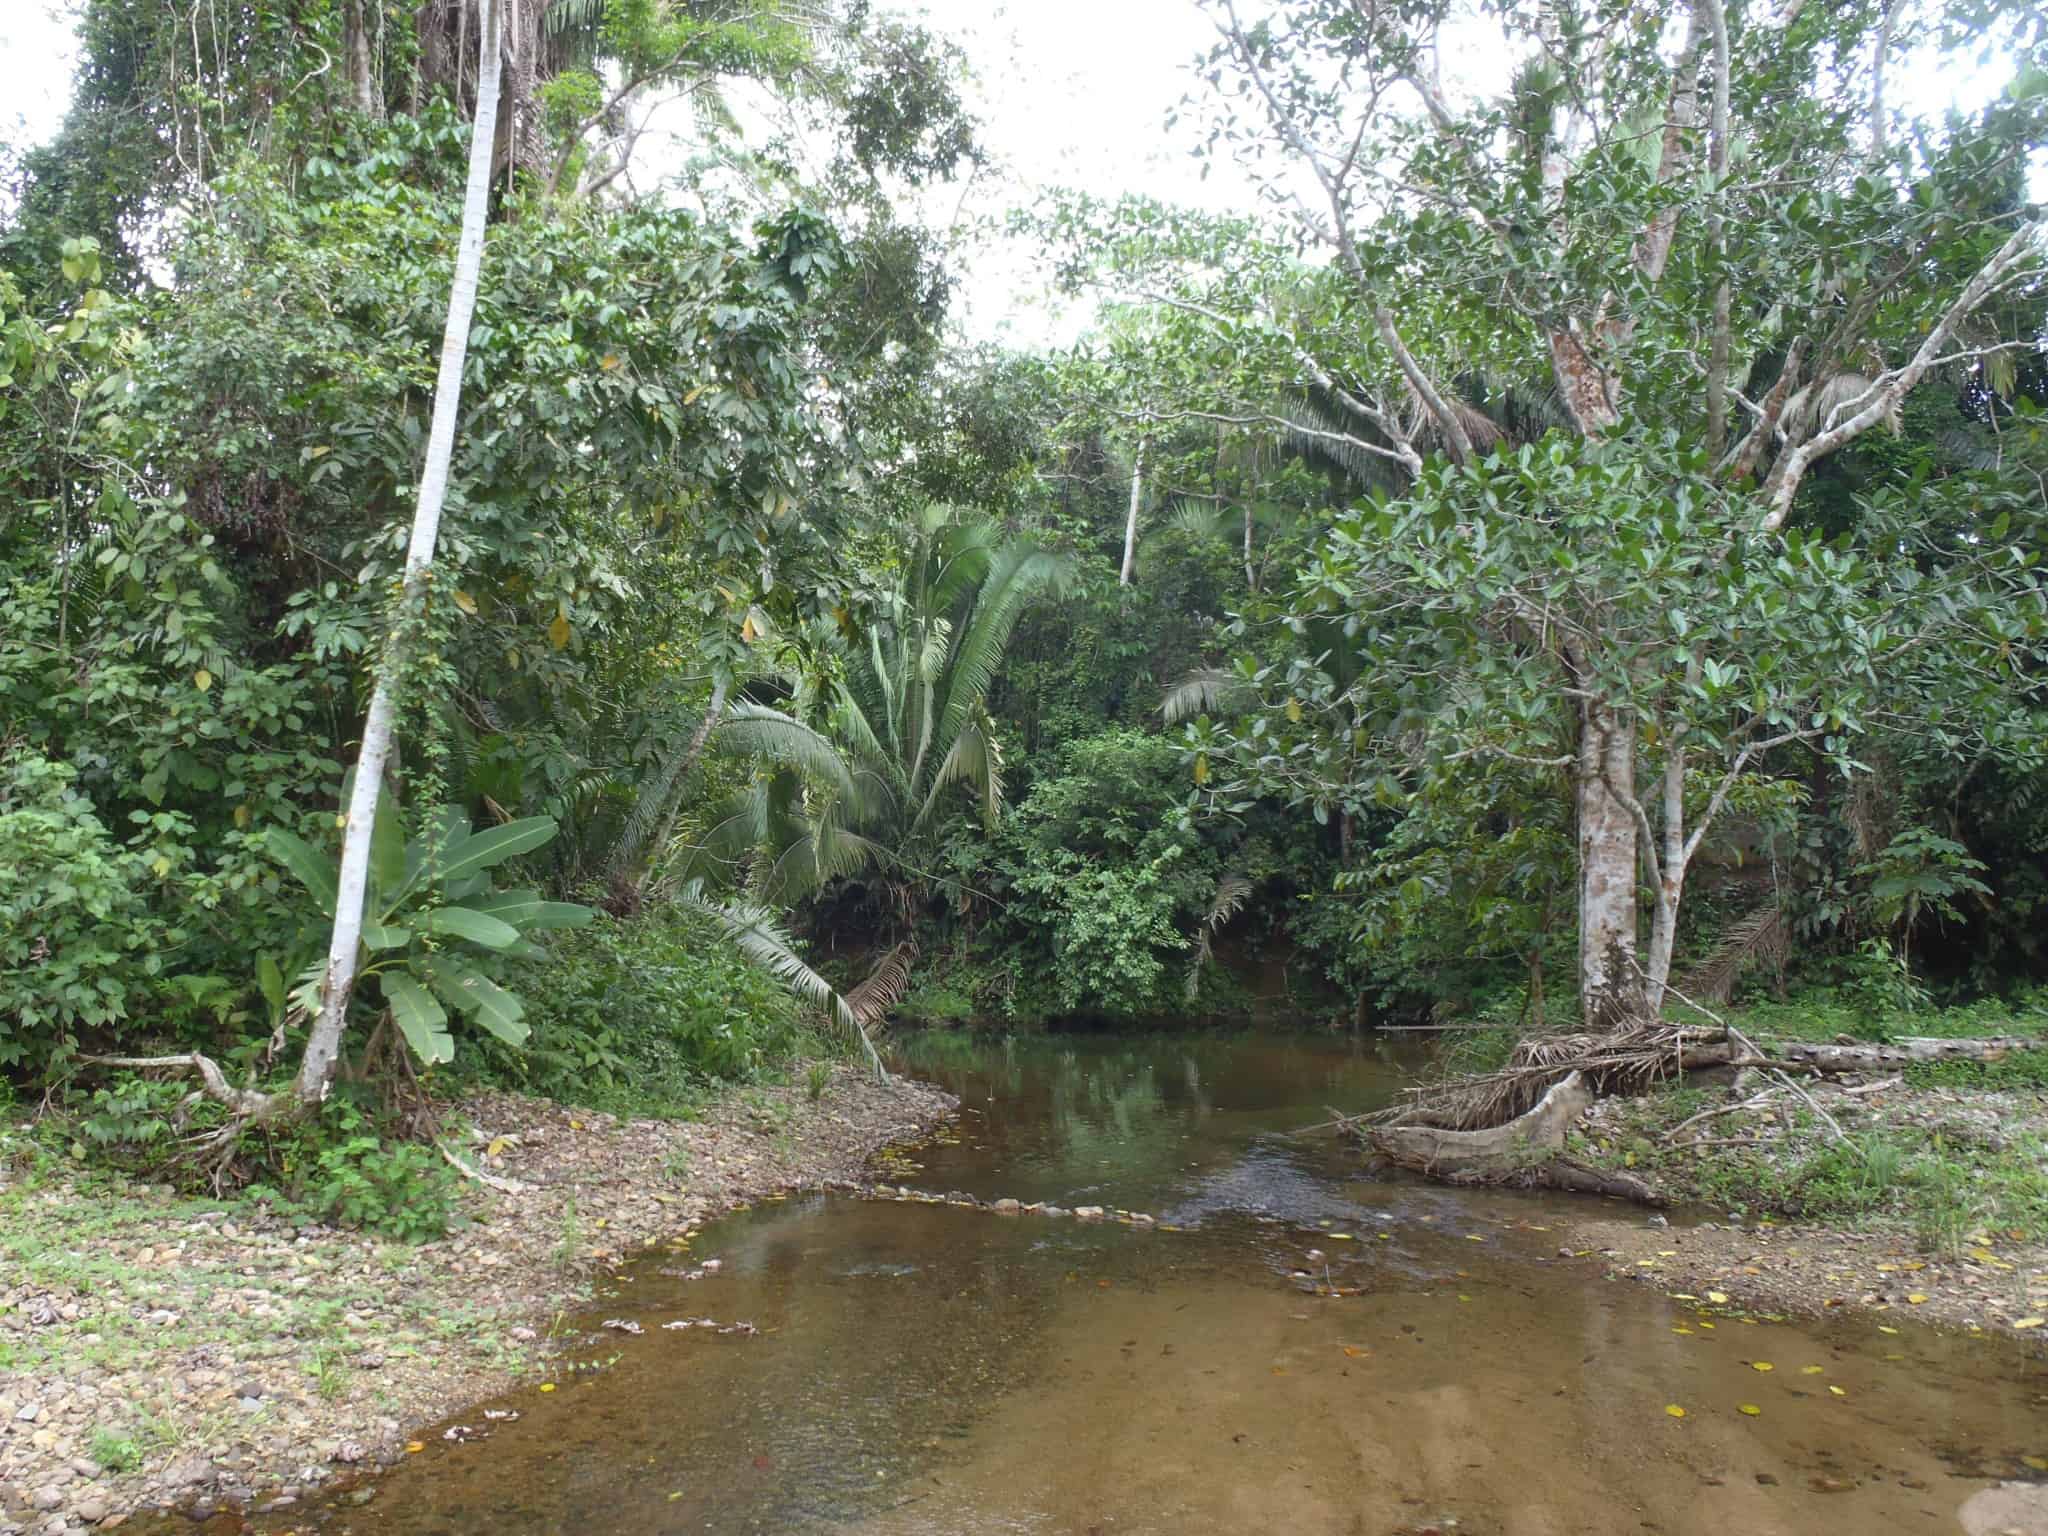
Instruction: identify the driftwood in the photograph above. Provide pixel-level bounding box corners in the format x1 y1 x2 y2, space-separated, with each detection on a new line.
1346 1023 2041 1207
1358 1073 1661 1203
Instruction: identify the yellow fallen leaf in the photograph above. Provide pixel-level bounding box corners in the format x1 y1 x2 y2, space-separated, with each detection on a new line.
1907 1294 1928 1305
2022 1457 2048 1472
486 1136 510 1157
1342 1346 1368 1358
1738 1404 1761 1416
539 1383 556 1393
1828 1385 1846 1397
2013 1317 2046 1330
1665 1404 1686 1418
1801 1365 1825 1375
1457 1294 1472 1303
1876 1325 1899 1335
1698 1322 1715 1330
1706 1291 1729 1304
1752 1361 1774 1372
405 1441 424 1454
1465 1234 1485 1242
1329 1232 1354 1241
1672 1326 1693 1335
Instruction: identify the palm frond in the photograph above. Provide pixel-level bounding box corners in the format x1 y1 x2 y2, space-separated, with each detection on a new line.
676 881 886 1079
844 939 919 1028
1676 904 1790 1006
1185 874 1253 1002
1161 668 1252 724
933 541 1066 756
716 702 868 814
914 705 1002 834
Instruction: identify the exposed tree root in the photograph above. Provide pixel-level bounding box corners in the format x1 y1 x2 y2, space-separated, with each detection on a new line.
82 1052 286 1122
1347 1023 2042 1206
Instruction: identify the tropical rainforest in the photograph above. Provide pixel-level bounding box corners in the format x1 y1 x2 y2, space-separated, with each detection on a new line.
2 0 2046 1198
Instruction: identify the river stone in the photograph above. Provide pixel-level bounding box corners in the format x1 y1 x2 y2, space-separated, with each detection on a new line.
1041 1206 1068 1218
991 1199 1021 1214
161 1457 211 1490
29 1492 60 1515
72 1496 106 1525
1074 1206 1105 1221
1956 1481 2048 1536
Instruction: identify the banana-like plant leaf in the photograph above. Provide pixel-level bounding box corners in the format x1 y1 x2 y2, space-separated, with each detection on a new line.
360 921 413 951
369 793 406 906
425 906 522 949
256 954 287 1019
470 890 594 930
267 829 338 915
381 972 452 1064
407 816 559 897
426 962 529 1047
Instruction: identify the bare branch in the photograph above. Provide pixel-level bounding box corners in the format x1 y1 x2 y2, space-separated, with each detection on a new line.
1763 220 2048 528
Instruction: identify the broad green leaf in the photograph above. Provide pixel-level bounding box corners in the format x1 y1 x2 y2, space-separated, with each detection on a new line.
427 963 529 1047
256 954 286 1017
369 794 406 906
360 922 413 951
381 972 452 1065
267 829 338 915
425 906 521 949
399 817 557 899
470 890 594 930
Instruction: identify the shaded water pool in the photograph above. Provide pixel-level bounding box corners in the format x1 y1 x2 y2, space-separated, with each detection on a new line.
259 1033 2046 1534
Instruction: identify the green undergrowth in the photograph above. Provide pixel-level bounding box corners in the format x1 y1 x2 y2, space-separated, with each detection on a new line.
1574 1086 2048 1254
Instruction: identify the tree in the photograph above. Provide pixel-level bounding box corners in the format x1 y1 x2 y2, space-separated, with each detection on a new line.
1094 0 2048 1028
691 505 1066 983
305 0 507 1109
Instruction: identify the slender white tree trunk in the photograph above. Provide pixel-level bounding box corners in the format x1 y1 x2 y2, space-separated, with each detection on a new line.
1643 745 1687 1015
295 0 503 1106
1576 700 1641 1030
1119 435 1148 587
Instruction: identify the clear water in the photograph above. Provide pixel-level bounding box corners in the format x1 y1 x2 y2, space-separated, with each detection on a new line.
239 1033 2048 1535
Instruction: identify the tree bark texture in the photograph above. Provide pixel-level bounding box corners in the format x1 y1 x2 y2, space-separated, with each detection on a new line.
1576 702 1642 1029
1119 436 1148 587
298 0 503 1107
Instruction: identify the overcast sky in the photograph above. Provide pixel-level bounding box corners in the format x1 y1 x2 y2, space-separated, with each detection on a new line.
1 1 2035 346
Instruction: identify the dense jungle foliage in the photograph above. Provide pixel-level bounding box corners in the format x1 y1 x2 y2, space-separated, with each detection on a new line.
2 0 2045 1211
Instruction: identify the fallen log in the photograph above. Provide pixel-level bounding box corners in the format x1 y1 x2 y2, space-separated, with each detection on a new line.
1774 1035 2039 1072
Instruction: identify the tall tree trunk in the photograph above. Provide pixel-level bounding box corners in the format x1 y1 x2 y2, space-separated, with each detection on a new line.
1643 744 1687 1015
295 0 503 1108
1119 435 1148 587
1576 700 1642 1030
344 0 383 116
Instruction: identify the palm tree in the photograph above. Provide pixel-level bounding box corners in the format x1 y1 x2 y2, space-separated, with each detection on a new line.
682 504 1066 1031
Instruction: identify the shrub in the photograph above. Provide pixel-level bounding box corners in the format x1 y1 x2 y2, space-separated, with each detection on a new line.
0 755 173 1071
495 905 802 1113
245 1099 459 1242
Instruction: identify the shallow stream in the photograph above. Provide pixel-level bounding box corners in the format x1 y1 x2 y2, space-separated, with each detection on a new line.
265 1033 2045 1534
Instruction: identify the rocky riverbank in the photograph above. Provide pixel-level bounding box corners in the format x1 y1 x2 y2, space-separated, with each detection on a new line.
0 1067 955 1533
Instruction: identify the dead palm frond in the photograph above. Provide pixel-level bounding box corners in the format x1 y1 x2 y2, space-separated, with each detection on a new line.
1677 903 1790 1005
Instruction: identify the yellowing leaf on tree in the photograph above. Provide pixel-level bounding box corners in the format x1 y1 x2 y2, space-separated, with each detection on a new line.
600 353 620 370
1193 752 1210 785
1738 1404 1761 1416
549 612 571 650
452 588 478 615
194 668 212 691
1664 1404 1686 1418
1286 697 1303 723
683 385 705 405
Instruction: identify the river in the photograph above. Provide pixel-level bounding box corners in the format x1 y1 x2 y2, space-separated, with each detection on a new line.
252 1032 2045 1535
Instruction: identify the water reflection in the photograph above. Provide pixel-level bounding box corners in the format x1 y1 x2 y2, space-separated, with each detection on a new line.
215 1031 2048 1536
